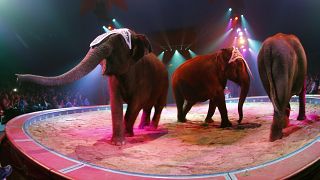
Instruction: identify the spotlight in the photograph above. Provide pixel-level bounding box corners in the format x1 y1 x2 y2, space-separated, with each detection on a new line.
239 38 245 45
229 8 232 11
237 28 241 32
108 26 112 30
238 31 243 36
241 15 244 17
235 17 238 21
242 48 247 52
112 18 116 22
102 26 109 32
13 88 18 92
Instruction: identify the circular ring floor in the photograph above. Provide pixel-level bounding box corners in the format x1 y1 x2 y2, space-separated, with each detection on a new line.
5 96 320 179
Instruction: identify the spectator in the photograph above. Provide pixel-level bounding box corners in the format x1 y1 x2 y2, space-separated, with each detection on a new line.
83 97 90 106
58 99 65 109
65 97 73 108
0 165 12 179
309 74 319 94
0 84 92 123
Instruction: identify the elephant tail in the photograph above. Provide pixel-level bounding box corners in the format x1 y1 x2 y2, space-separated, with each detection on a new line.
263 45 281 113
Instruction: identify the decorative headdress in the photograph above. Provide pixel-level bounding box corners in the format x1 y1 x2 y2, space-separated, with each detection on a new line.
228 47 253 79
90 28 132 49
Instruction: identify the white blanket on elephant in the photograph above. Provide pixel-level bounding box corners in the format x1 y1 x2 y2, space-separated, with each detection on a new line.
229 47 253 78
90 28 132 49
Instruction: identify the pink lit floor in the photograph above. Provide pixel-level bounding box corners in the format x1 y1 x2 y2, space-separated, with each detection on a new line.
28 102 320 175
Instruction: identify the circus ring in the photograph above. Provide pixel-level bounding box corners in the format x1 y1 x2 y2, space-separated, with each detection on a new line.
1 95 320 179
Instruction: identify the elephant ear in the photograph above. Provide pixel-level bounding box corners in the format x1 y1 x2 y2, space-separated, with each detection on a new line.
221 47 233 62
131 34 152 61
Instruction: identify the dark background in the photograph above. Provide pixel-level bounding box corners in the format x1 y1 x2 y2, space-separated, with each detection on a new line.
0 0 319 103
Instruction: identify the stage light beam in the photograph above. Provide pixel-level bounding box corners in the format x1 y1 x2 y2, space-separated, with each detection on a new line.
112 18 122 28
103 26 110 32
225 8 232 20
188 49 197 58
168 50 185 74
204 28 233 53
157 51 164 61
248 38 262 58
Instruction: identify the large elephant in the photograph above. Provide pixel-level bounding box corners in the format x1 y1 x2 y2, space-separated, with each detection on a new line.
172 47 251 127
16 28 169 146
258 33 307 142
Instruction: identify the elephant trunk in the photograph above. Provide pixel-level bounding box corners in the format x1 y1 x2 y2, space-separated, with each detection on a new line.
237 75 250 124
17 44 110 86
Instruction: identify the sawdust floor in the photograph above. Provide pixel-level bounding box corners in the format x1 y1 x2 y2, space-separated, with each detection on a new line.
29 102 320 175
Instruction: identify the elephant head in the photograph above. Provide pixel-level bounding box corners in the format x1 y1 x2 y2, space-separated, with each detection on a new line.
16 28 152 85
222 47 252 123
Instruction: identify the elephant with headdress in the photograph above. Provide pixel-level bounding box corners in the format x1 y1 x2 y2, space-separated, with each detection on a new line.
172 47 252 127
17 28 169 145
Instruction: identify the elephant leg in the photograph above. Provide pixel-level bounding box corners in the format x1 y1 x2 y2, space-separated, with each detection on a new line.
147 94 167 130
145 105 164 131
216 92 232 128
269 82 290 141
108 76 125 146
205 99 216 123
270 111 286 142
124 103 141 137
138 108 151 129
297 78 306 120
182 101 195 122
173 86 185 122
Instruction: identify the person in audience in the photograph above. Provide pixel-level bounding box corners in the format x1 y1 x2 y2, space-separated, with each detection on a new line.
0 165 12 179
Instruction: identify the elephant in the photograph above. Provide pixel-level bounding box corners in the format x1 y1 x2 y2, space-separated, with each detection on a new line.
172 47 251 127
16 28 169 146
258 33 307 142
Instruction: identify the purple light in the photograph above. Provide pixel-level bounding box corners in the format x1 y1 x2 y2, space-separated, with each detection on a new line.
227 19 233 30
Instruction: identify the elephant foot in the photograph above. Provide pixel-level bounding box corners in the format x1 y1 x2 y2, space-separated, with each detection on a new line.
111 136 126 146
237 117 243 124
270 124 283 142
145 124 158 131
177 118 187 123
220 120 232 128
297 114 306 121
269 131 283 142
205 118 214 123
125 129 134 137
138 122 150 129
